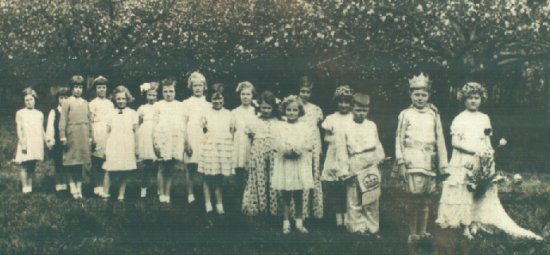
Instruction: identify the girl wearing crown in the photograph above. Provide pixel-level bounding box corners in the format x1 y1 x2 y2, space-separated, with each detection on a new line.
394 73 448 248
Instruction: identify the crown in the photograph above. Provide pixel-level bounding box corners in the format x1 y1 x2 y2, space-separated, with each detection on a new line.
408 73 430 89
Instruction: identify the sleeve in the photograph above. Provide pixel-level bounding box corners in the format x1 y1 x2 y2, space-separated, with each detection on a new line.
435 112 449 173
59 100 69 141
137 106 144 124
45 110 56 147
15 111 26 147
395 111 407 165
320 115 331 131
373 124 386 162
450 115 478 154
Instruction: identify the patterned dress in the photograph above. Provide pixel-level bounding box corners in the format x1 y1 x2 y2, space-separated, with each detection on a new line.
103 108 138 171
89 98 114 158
197 108 235 176
242 117 279 216
182 96 211 164
14 108 45 163
137 104 157 161
152 100 185 161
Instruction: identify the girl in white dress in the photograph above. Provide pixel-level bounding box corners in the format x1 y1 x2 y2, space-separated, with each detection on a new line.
272 95 316 234
232 81 256 194
14 88 45 193
182 72 211 204
437 82 542 242
321 85 354 228
89 76 114 197
102 86 138 201
153 78 186 203
137 83 158 198
198 90 235 216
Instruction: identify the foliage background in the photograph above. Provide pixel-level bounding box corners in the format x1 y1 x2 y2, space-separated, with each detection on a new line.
1 0 550 172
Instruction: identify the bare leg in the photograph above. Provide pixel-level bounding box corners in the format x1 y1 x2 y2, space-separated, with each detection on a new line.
282 191 291 234
103 172 111 198
19 168 28 192
158 162 166 199
214 180 224 214
418 200 430 236
118 176 127 201
203 180 213 213
185 163 196 203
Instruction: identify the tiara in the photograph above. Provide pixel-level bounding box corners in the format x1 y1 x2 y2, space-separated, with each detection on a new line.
408 73 430 89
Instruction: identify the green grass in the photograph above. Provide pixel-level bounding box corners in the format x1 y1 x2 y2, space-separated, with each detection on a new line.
0 116 549 254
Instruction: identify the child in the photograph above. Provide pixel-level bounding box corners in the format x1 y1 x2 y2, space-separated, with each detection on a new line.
272 95 316 234
320 85 354 228
14 88 45 193
231 81 256 195
137 82 159 198
182 72 211 204
46 87 70 192
436 82 542 246
102 86 138 201
153 78 185 203
242 91 279 216
198 89 235 217
394 73 448 244
296 75 324 219
59 75 92 199
89 76 114 197
340 93 385 235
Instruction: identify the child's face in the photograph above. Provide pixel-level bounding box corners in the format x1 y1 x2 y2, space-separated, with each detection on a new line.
352 104 369 123
285 102 300 122
410 89 429 109
162 85 175 101
190 80 205 97
73 85 83 97
57 95 68 106
240 88 253 106
212 96 224 110
465 94 481 111
115 92 127 109
299 87 312 103
24 95 35 109
146 90 157 104
259 102 273 118
96 84 107 98
337 99 351 114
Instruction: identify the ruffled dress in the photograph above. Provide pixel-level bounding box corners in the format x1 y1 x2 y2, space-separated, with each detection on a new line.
197 108 235 176
152 100 185 161
137 104 157 161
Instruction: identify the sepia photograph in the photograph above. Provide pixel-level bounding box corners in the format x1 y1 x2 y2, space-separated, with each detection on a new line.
0 0 549 254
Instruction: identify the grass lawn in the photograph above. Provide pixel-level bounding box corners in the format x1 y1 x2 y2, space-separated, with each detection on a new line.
0 117 549 254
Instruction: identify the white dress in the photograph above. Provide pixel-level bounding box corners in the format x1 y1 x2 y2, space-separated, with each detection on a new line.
321 112 352 181
103 108 138 171
271 121 315 191
89 98 114 158
231 105 256 169
153 100 186 161
137 104 157 161
14 108 45 163
437 111 542 240
182 96 211 163
198 108 235 176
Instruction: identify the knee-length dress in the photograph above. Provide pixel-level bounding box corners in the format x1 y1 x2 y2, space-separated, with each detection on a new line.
153 100 185 161
321 112 352 181
242 117 279 216
137 104 157 161
14 108 45 163
272 120 315 191
59 96 92 166
182 96 211 164
299 102 324 218
103 108 138 171
89 98 114 159
198 108 235 176
231 105 256 169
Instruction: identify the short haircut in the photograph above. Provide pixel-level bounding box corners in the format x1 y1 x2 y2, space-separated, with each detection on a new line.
279 95 305 117
110 85 134 103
